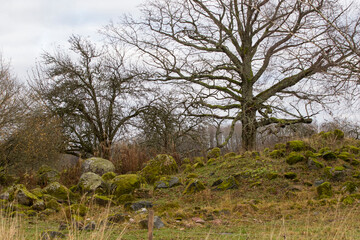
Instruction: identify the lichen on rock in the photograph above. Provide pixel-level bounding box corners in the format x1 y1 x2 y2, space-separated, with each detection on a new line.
81 157 115 176
140 154 178 184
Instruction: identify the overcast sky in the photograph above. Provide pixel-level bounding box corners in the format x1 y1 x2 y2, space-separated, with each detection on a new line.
0 0 143 81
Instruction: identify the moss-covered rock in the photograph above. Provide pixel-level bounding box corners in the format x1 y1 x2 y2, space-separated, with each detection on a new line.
207 147 221 159
65 203 88 218
78 172 102 192
207 158 217 165
45 199 61 212
216 176 239 190
322 151 337 161
193 162 205 169
341 195 355 205
183 164 193 174
32 200 45 211
307 158 324 170
117 193 135 204
333 129 345 140
348 145 360 154
42 182 76 202
317 182 333 199
81 157 115 176
338 152 353 162
342 181 358 194
14 184 39 206
269 149 285 159
111 174 141 197
37 165 60 186
284 172 297 180
224 152 236 159
30 188 43 199
266 172 279 180
93 194 115 206
140 154 178 184
286 140 307 152
101 172 117 182
286 152 305 165
183 179 206 194
274 143 286 150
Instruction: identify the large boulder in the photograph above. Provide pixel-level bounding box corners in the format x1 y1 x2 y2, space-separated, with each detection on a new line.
78 172 102 192
14 184 39 206
141 154 178 184
81 157 115 176
111 174 141 197
37 165 60 186
42 182 76 202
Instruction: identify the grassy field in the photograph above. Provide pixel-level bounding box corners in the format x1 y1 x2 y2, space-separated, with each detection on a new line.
2 132 360 239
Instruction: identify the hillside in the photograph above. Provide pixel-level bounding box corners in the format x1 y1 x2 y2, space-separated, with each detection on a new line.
1 129 360 239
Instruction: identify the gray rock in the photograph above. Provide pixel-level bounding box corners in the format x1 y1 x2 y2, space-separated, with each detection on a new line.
155 181 168 189
83 221 96 231
154 216 165 229
78 172 102 192
40 231 65 240
129 201 153 211
0 192 9 200
139 216 164 229
81 157 115 176
32 200 46 211
168 177 181 188
314 180 325 187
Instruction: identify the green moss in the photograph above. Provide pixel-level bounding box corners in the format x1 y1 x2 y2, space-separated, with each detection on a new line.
348 145 360 154
333 129 345 140
341 195 355 205
266 172 279 180
304 151 316 158
286 140 307 152
183 179 206 194
101 172 117 182
269 150 285 159
193 162 205 169
182 158 191 164
216 176 239 190
37 165 60 185
117 193 135 204
186 173 198 179
45 199 61 212
284 172 297 180
14 185 39 206
183 164 193 173
351 159 360 166
322 151 337 161
111 174 141 197
140 154 178 184
93 194 115 206
342 181 358 194
66 203 88 217
286 152 305 165
338 152 352 162
334 166 345 171
319 147 330 154
30 188 43 198
317 182 333 199
206 158 217 165
42 182 76 202
207 148 221 159
308 158 324 169
224 152 236 159
274 143 286 150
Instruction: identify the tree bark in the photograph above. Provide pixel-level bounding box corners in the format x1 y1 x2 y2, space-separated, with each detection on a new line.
241 107 257 151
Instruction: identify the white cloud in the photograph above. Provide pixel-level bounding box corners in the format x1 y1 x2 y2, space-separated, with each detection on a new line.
0 0 143 81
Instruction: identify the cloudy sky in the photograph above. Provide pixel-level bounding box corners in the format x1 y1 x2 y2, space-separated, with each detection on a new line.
0 0 143 81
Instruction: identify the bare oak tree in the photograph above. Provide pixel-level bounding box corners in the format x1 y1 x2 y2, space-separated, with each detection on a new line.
0 54 24 141
106 0 360 150
32 35 149 159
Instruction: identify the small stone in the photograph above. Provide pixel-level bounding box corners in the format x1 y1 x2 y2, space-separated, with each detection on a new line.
83 221 96 231
40 231 65 240
128 201 153 211
314 179 325 187
192 217 205 224
154 216 165 229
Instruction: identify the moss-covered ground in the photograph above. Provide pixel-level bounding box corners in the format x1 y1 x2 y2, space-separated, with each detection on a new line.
3 131 360 239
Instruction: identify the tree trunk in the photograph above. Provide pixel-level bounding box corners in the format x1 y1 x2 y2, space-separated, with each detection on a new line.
241 108 257 151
